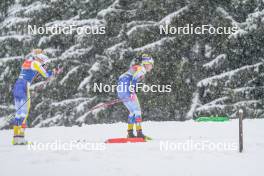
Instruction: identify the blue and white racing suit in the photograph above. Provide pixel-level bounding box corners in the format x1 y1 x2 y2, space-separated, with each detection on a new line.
117 65 146 124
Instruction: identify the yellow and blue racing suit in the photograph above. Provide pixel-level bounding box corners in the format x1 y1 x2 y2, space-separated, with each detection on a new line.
12 55 52 127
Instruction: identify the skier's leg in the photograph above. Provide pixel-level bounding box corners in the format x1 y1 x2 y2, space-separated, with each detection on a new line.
12 80 29 145
127 114 135 130
13 98 28 144
131 96 143 133
122 94 144 136
13 99 23 136
123 101 136 137
130 95 151 140
117 77 137 137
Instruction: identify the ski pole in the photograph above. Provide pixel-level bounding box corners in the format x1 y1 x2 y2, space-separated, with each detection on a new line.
2 96 31 124
1 66 63 128
2 72 42 125
89 99 123 111
88 97 131 112
1 93 39 128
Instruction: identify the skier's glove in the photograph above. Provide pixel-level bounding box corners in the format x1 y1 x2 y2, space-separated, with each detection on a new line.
53 67 63 76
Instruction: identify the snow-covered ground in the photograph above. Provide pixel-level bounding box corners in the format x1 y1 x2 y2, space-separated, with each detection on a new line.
0 119 263 176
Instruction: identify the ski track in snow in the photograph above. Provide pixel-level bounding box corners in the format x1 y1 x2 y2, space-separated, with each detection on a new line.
0 120 263 176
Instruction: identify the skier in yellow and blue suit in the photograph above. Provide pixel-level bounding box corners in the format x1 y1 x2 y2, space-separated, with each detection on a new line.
12 49 54 145
117 54 154 139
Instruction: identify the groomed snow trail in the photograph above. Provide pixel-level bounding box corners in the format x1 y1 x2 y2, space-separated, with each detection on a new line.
0 120 263 176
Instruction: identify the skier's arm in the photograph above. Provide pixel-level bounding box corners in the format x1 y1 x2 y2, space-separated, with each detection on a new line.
131 67 146 93
31 61 52 78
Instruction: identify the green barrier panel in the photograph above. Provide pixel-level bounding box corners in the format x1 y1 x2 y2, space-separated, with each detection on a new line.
195 116 229 122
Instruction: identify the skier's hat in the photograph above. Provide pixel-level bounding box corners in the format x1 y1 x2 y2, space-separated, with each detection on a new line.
31 49 49 63
32 49 44 55
141 54 154 65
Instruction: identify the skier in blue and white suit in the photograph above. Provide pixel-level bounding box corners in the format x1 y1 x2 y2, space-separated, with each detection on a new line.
117 54 154 139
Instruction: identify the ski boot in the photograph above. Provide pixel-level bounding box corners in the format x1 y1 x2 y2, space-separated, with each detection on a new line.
127 129 136 138
136 129 152 141
12 125 28 145
12 136 28 145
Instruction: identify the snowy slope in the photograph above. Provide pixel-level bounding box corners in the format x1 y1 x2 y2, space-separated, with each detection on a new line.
1 0 264 127
0 120 263 176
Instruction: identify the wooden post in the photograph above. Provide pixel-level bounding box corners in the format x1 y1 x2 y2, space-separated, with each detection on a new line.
238 109 243 153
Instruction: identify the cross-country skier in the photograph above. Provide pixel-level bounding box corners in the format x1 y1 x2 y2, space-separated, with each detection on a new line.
117 54 154 140
12 49 60 145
